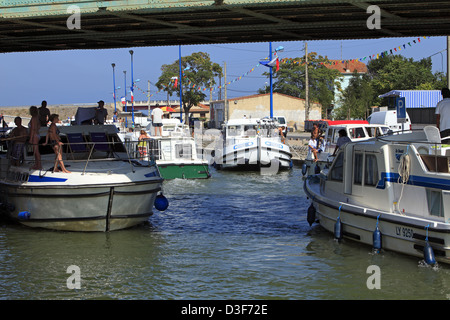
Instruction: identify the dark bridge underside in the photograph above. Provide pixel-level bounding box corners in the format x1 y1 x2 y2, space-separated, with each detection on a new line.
1 0 450 53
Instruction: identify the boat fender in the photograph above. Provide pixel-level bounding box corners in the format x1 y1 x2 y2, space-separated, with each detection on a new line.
373 226 382 253
424 242 436 266
154 194 169 211
301 163 308 175
373 215 382 253
307 204 316 226
334 205 343 241
18 211 30 220
423 225 436 265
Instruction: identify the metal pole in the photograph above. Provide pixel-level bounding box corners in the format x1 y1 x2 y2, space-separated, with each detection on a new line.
447 36 450 89
269 42 273 118
123 70 127 112
148 80 151 118
112 63 117 113
179 45 183 123
305 42 309 121
224 61 228 122
130 50 135 125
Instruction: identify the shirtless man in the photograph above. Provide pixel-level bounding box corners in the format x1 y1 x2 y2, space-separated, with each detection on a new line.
28 106 41 170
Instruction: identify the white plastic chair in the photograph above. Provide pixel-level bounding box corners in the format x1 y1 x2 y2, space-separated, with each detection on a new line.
424 126 441 155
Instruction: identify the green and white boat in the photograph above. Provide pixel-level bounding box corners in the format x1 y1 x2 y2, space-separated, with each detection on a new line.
121 119 210 180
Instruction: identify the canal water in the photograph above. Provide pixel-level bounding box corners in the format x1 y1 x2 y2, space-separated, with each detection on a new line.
1 166 450 301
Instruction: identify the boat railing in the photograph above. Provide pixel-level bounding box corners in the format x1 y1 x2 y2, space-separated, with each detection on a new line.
376 131 450 174
0 138 159 177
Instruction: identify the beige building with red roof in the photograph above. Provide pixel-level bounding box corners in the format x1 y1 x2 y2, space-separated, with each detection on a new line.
209 92 322 130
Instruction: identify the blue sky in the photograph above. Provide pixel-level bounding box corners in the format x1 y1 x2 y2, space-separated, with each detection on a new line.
0 36 447 107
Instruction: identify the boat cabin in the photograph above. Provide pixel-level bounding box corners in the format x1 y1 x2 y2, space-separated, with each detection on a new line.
323 124 391 154
323 130 450 222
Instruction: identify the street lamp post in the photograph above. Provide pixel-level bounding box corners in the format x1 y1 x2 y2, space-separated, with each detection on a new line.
123 70 127 112
112 63 117 113
130 50 135 126
178 45 183 123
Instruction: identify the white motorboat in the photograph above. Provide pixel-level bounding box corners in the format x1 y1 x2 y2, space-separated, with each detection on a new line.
0 124 165 232
214 118 292 172
302 123 390 176
120 118 210 179
304 126 450 265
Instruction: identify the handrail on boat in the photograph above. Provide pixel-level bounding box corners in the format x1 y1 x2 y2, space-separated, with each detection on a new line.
0 138 158 175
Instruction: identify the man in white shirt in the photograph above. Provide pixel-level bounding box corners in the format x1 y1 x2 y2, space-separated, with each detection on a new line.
435 88 450 140
151 104 164 136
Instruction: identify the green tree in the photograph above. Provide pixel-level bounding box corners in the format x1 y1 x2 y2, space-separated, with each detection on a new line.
258 52 341 117
334 71 374 120
366 55 443 105
156 52 222 122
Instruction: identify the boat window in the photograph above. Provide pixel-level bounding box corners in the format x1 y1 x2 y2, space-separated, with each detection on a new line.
365 154 378 186
227 126 242 136
349 127 366 139
354 153 363 185
175 144 192 159
330 152 344 181
427 189 444 217
164 125 176 132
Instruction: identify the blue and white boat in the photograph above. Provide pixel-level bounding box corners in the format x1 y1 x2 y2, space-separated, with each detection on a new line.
215 118 292 172
0 124 164 232
304 126 450 265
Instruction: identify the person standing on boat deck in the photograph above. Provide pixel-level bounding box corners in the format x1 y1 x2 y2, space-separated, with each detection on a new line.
332 129 351 156
38 100 50 127
43 114 70 173
28 106 42 170
435 88 450 140
95 100 108 125
151 104 163 136
308 132 322 162
9 117 28 166
138 129 151 159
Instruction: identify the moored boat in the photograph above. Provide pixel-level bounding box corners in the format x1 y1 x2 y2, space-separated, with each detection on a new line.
0 124 165 232
214 117 292 172
120 118 210 180
302 123 390 176
304 126 450 265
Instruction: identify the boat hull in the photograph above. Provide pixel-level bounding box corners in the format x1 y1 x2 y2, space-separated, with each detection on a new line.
1 179 162 232
219 138 292 171
304 176 450 264
157 162 210 179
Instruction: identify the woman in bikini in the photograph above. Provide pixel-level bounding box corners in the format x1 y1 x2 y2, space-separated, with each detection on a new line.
28 106 42 170
44 114 70 173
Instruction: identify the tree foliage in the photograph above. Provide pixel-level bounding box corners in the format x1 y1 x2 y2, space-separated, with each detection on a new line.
334 54 448 120
156 52 222 121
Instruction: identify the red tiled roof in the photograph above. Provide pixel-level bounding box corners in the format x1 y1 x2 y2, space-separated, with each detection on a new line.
325 60 368 74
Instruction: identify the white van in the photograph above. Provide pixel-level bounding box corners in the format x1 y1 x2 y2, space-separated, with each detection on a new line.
367 110 411 132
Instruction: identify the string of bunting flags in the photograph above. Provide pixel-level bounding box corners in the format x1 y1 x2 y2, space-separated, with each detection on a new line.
131 36 429 98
